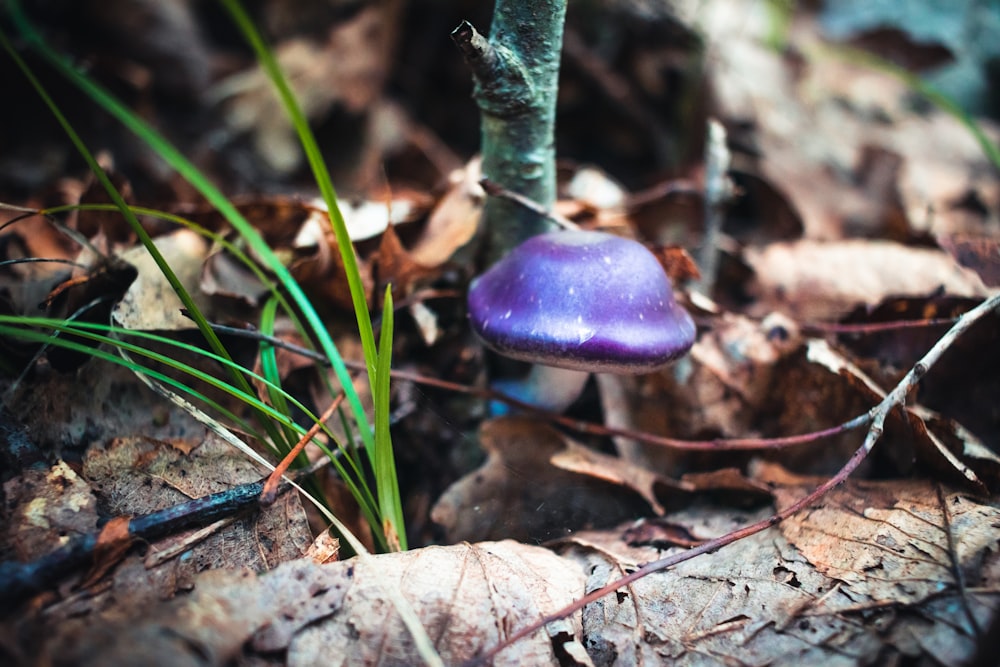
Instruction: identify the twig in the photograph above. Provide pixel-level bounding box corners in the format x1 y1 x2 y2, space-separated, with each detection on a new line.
464 291 1000 665
801 317 959 334
192 318 897 453
0 476 282 607
624 178 702 209
479 178 579 231
260 392 346 505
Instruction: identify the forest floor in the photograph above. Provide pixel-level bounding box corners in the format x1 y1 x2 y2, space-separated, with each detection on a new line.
1 1 999 665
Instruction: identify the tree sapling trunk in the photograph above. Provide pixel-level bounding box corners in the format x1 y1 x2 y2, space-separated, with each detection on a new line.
452 0 567 264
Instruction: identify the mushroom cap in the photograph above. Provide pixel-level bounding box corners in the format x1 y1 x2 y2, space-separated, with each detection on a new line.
467 230 696 373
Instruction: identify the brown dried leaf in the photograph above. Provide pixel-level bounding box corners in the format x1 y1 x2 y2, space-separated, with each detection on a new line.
617 312 802 473
81 434 310 596
937 233 1000 287
556 470 999 666
760 462 1000 606
112 228 212 330
745 239 989 321
73 162 136 244
303 531 340 565
650 244 701 285
431 417 653 543
374 224 436 298
3 460 98 562
696 0 999 242
283 542 588 666
296 211 375 311
35 542 587 667
550 441 688 516
211 7 393 172
4 361 206 456
678 467 773 499
408 159 484 267
805 338 988 491
200 240 270 306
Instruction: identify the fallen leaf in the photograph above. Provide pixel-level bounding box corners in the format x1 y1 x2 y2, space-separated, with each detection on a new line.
408 158 484 268
32 542 587 667
805 338 989 491
937 233 1000 287
617 311 803 473
745 239 989 321
112 228 212 330
3 460 98 562
555 467 999 666
80 434 311 597
760 461 1000 606
550 440 687 516
210 7 393 173
431 417 653 543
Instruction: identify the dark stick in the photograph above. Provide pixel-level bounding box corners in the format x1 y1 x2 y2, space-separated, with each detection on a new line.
0 478 268 608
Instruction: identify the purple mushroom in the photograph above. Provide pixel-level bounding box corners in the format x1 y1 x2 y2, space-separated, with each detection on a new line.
467 230 696 412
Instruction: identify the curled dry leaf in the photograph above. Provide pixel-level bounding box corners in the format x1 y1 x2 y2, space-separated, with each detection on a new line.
32 542 587 667
112 228 212 330
408 158 484 268
374 223 436 300
805 339 991 491
550 440 689 516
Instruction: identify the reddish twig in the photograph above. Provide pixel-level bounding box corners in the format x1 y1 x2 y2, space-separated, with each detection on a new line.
260 392 346 506
193 319 912 453
801 317 959 334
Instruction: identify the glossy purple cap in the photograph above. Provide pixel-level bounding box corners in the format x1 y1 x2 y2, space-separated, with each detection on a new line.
467 230 696 373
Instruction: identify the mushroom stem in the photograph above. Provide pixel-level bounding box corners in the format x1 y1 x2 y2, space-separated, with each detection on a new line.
492 365 591 415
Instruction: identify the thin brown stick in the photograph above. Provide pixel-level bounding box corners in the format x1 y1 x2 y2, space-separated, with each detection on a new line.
464 291 1000 666
260 392 346 505
801 317 958 334
193 319 878 453
479 178 580 231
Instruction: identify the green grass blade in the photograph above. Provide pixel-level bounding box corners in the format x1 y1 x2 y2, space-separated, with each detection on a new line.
1 316 384 531
4 3 375 457
258 295 299 453
217 0 379 413
0 26 293 450
373 287 405 551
